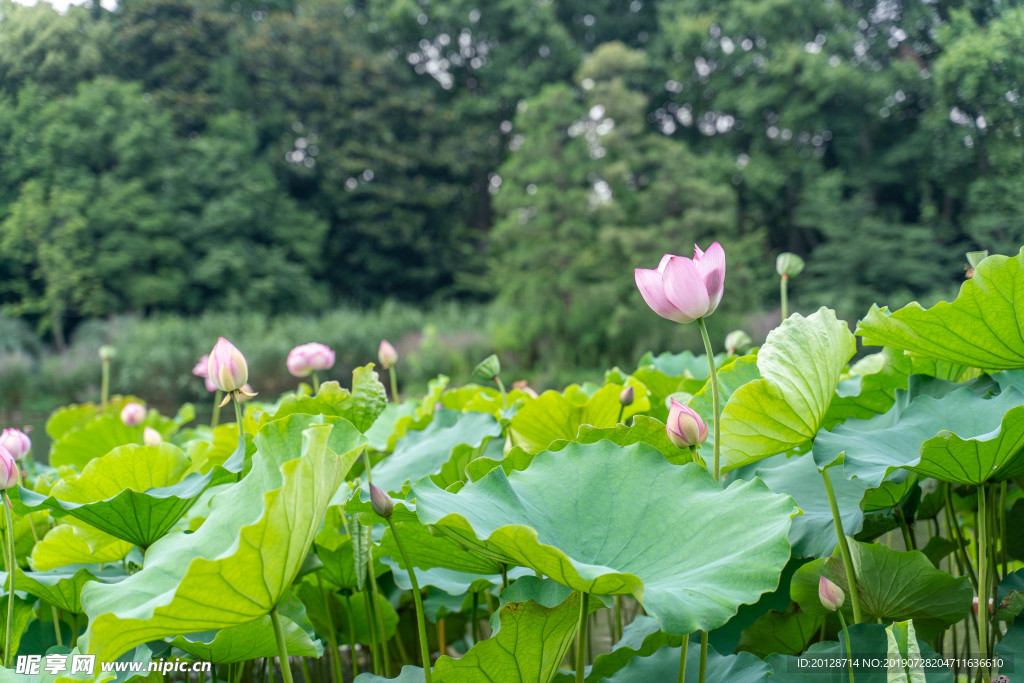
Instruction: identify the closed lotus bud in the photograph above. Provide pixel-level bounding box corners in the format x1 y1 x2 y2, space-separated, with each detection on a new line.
776 252 805 278
120 402 146 427
666 399 708 449
369 483 394 519
724 329 752 356
0 447 18 490
818 576 845 612
619 386 634 406
207 338 249 392
287 342 336 378
0 428 31 461
192 354 217 393
98 345 117 361
143 427 163 446
378 340 398 370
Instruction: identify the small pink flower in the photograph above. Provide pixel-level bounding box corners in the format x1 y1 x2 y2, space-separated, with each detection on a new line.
818 576 845 612
120 402 146 427
286 343 336 378
635 242 726 324
666 399 709 449
0 446 19 490
0 428 31 461
143 427 163 446
207 338 249 392
378 340 398 370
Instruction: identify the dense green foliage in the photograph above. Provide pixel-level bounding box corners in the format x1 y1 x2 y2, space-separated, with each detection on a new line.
1 0 1022 352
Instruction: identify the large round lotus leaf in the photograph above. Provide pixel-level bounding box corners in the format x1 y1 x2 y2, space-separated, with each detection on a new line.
15 443 212 547
49 416 141 470
254 366 387 431
13 566 122 614
814 381 1024 486
857 248 1024 369
31 521 133 571
79 417 365 662
553 641 770 683
509 385 646 454
412 440 799 635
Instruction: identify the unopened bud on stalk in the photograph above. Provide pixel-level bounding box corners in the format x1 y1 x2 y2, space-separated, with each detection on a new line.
120 402 146 427
619 386 634 406
724 330 752 356
207 338 249 393
0 447 18 490
0 429 31 461
818 576 845 612
369 483 394 519
776 252 805 278
143 427 163 446
666 399 708 449
378 340 398 370
99 345 117 361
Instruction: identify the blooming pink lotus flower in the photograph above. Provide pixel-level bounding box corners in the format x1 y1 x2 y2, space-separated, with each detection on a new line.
0 429 31 461
635 242 726 323
0 446 17 489
207 338 249 393
378 340 398 370
286 343 336 378
192 354 216 393
120 402 146 427
666 399 708 449
818 576 845 612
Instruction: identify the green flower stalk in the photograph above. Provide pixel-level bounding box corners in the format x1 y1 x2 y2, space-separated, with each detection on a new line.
99 345 115 409
271 606 295 683
371 484 432 683
379 341 399 403
820 467 863 624
575 593 589 683
819 577 853 683
0 447 19 667
473 354 506 409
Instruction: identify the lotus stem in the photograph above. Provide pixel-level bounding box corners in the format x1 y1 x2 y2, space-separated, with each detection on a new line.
820 468 863 624
780 274 789 322
212 390 223 429
616 405 624 425
311 372 320 395
437 618 446 659
895 505 915 551
100 359 110 409
977 484 990 683
362 589 381 675
945 483 978 590
678 636 687 683
471 591 480 645
52 606 62 646
367 545 391 677
500 563 509 591
615 596 623 642
494 376 508 410
271 607 295 683
837 610 854 683
696 318 721 481
315 573 343 683
3 491 15 667
298 658 311 683
385 518 433 682
388 366 399 404
575 593 589 683
999 481 1008 579
698 632 708 683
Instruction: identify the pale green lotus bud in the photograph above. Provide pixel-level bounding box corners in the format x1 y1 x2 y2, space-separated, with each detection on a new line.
99 345 117 361
724 330 752 356
776 252 805 278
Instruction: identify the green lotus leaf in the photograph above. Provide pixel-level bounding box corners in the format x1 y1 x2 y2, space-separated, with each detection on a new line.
79 416 365 662
378 520 500 575
813 381 1024 486
32 522 133 571
764 624 952 682
13 566 122 614
792 538 972 640
688 354 760 419
296 579 398 648
565 641 770 683
560 615 683 682
509 385 646 454
15 444 212 547
371 410 502 493
736 602 823 658
254 364 387 432
354 666 426 683
1 593 35 660
637 350 724 379
169 592 321 663
45 397 146 443
996 621 1024 660
823 348 911 428
742 453 869 559
856 248 1024 369
382 557 503 595
719 308 856 472
996 569 1024 621
49 416 141 470
186 423 243 475
488 576 608 633
439 384 535 417
431 589 583 683
886 620 927 683
365 402 419 452
412 441 799 634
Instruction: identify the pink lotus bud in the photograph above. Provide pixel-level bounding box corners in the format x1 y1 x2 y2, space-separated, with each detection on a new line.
818 576 845 612
378 340 398 370
143 427 163 446
207 338 249 392
192 354 217 393
666 399 708 449
0 428 31 461
120 402 146 427
286 343 336 378
619 386 635 406
369 483 394 519
635 242 726 324
0 447 18 489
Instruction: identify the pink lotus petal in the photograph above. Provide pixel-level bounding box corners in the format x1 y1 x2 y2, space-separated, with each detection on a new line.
693 243 705 260
662 256 711 322
656 253 677 274
696 242 726 314
635 268 688 323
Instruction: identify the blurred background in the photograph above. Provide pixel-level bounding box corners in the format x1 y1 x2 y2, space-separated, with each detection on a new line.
0 0 1021 420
